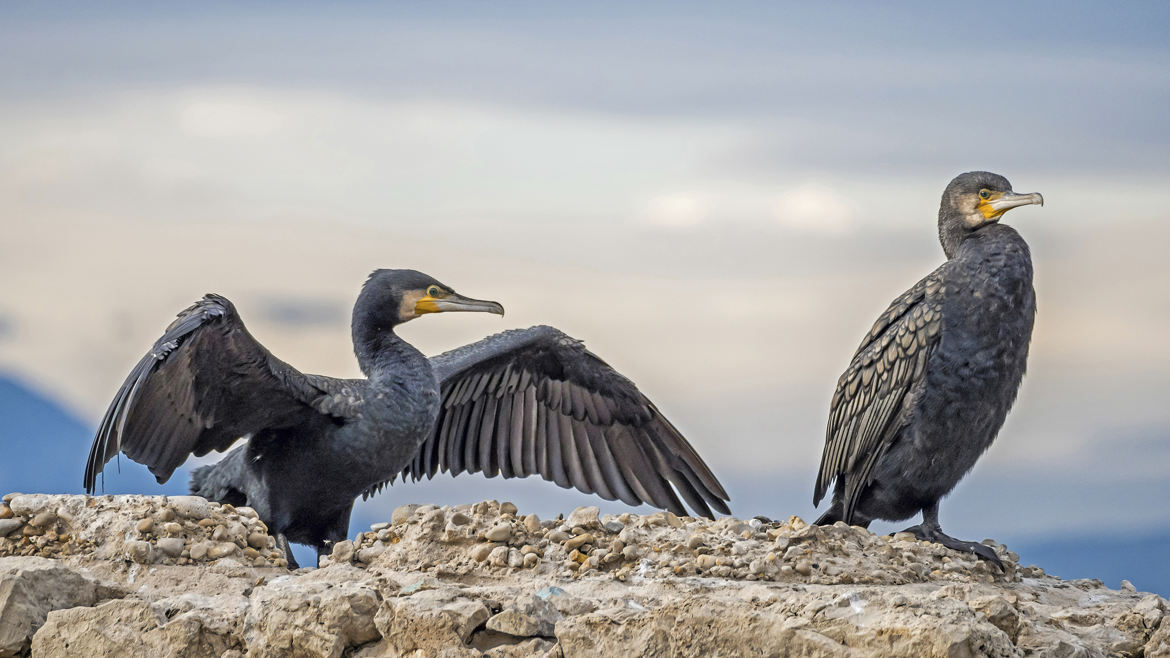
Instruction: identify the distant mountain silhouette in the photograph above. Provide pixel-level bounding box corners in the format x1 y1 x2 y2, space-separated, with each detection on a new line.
0 373 189 496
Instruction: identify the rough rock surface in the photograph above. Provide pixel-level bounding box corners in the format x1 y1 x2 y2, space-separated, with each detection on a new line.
1 494 1166 657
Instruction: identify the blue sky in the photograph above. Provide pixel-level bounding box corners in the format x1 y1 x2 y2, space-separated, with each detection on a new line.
1 2 1168 579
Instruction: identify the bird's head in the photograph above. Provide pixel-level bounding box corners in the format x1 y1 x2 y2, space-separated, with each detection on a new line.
938 171 1043 256
356 269 504 331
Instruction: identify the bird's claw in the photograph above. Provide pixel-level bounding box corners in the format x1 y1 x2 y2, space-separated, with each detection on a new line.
894 523 1004 571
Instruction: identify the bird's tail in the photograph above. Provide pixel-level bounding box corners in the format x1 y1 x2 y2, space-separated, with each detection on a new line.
189 448 247 507
813 502 842 527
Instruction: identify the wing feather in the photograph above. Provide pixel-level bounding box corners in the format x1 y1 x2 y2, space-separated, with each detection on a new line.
84 294 358 493
814 270 945 519
382 325 729 518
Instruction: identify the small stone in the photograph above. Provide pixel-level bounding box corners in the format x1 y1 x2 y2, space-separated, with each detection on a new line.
189 541 213 561
136 517 155 534
697 554 717 569
30 510 57 528
124 539 152 563
523 552 540 568
159 508 176 522
1121 579 1137 593
603 521 624 534
208 542 239 560
500 501 518 516
548 530 570 543
247 532 268 549
163 522 183 535
235 506 259 519
392 504 421 525
471 544 495 562
0 505 11 519
508 548 525 568
449 512 472 526
664 512 684 528
170 496 211 519
331 540 355 563
621 545 641 561
197 518 217 528
523 514 542 533
794 560 813 576
0 519 22 537
567 506 600 529
488 545 510 567
0 493 17 503
356 545 385 563
564 533 593 552
484 523 512 542
157 538 186 558
686 534 705 550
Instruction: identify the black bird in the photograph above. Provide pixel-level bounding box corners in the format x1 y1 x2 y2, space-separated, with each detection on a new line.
85 269 730 566
813 172 1043 566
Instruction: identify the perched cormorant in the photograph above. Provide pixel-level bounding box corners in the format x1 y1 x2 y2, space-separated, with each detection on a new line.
813 172 1043 567
85 269 730 566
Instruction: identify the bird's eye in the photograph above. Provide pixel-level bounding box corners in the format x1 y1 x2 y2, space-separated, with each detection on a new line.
427 285 442 298
979 189 991 200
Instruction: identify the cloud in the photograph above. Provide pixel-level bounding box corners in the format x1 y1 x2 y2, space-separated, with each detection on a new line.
639 193 707 228
771 183 856 235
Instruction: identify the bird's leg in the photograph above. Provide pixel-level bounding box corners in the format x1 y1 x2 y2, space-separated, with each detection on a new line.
276 533 299 569
897 503 1003 570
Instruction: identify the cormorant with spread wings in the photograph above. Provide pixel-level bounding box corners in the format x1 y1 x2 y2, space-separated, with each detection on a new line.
85 269 730 566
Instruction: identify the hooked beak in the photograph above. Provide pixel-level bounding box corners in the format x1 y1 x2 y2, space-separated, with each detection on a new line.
418 293 505 316
983 191 1044 219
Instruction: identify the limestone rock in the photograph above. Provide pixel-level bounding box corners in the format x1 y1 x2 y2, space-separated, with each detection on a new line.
1 494 1165 657
0 557 99 657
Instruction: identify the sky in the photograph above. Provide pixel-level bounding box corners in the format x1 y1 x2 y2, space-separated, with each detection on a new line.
1 2 1169 574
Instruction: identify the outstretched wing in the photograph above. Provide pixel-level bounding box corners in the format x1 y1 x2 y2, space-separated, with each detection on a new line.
367 325 730 518
814 269 945 521
84 294 363 492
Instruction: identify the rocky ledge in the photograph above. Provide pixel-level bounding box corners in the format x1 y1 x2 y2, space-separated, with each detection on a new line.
0 494 1166 657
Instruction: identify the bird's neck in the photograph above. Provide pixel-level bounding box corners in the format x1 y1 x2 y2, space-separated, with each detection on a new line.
353 324 431 386
938 210 979 259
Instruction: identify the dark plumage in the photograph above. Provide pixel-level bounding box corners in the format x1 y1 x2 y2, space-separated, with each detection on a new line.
813 172 1043 566
85 269 730 567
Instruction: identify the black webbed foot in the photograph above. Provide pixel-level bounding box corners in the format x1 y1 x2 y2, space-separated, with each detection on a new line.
895 522 1004 571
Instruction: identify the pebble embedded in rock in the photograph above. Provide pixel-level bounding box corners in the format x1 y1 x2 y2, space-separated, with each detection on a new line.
136 517 155 534
162 522 183 535
449 512 472 526
471 544 494 562
523 514 541 533
331 540 355 563
356 546 385 563
30 511 57 528
523 552 540 568
170 496 211 519
208 542 239 560
794 560 813 576
158 508 176 522
488 545 510 567
247 532 268 549
567 506 600 529
500 502 518 516
157 538 186 558
0 519 23 537
564 533 593 552
0 505 11 520
124 539 151 563
484 524 511 542
603 521 624 534
189 541 214 561
548 530 570 543
392 504 420 525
